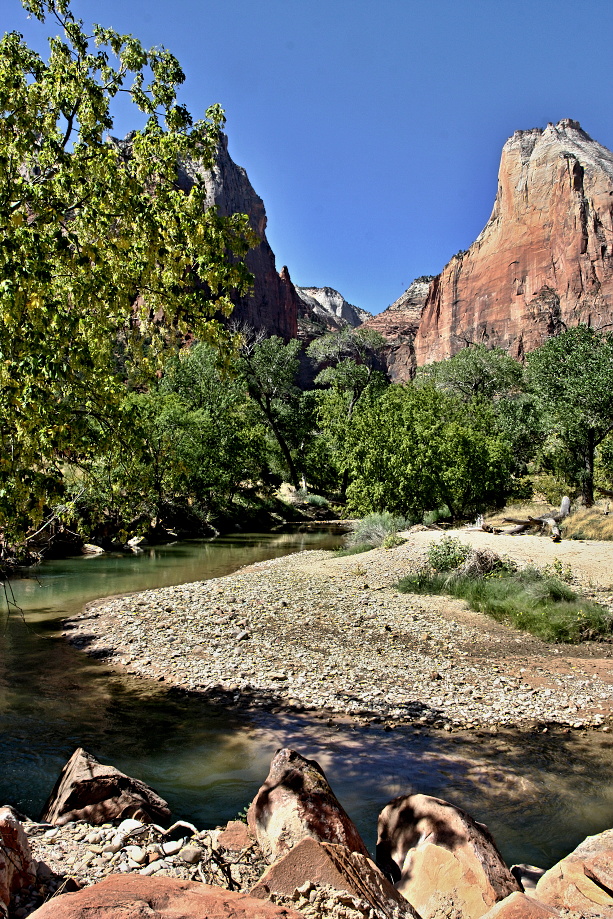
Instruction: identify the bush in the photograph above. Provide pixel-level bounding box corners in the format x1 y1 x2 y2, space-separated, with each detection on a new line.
348 512 410 548
334 543 373 557
397 561 612 643
427 536 471 571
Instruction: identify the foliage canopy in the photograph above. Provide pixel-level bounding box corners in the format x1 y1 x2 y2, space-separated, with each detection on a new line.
0 0 256 543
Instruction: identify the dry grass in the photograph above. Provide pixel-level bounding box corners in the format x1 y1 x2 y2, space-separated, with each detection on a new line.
562 505 613 541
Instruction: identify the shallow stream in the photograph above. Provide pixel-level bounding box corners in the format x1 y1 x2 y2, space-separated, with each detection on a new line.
1 529 612 870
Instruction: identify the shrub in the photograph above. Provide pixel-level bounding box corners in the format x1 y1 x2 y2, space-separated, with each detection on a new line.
427 536 471 572
348 512 410 548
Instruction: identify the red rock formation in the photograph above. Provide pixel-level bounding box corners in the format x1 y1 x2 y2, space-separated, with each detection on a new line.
178 136 300 340
362 279 432 381
247 748 369 863
414 119 613 366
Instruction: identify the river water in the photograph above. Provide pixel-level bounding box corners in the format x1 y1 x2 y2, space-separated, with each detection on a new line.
1 528 612 871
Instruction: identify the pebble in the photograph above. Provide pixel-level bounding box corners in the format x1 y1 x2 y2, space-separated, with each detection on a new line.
62 540 613 730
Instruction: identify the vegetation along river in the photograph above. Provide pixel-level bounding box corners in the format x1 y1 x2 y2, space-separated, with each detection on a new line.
1 527 612 872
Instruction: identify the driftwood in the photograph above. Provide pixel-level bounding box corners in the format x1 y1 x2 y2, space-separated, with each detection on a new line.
596 486 613 499
501 496 570 542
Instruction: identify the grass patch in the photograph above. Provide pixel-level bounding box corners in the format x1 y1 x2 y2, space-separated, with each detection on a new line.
397 564 612 643
334 543 373 557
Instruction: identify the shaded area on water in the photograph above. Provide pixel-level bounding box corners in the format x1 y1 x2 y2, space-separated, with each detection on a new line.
1 528 612 871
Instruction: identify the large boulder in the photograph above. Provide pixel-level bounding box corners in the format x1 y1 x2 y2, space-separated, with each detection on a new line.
376 793 521 919
480 891 560 917
40 747 171 826
28 875 304 919
251 837 420 918
0 807 36 918
535 827 613 916
247 748 369 862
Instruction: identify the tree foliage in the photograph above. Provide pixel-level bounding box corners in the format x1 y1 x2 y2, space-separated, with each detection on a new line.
527 325 613 505
415 343 523 401
345 384 513 519
0 0 256 544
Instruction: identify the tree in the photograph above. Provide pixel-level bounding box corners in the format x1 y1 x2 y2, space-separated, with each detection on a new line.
415 343 523 401
307 327 388 496
236 330 304 488
527 325 613 506
0 0 256 548
345 384 513 520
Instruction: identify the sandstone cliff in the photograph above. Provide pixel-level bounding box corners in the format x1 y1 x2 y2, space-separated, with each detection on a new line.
414 119 613 365
177 135 300 339
361 278 431 381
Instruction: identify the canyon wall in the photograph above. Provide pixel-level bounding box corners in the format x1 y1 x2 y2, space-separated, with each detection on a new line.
361 279 431 381
178 135 301 339
413 119 613 365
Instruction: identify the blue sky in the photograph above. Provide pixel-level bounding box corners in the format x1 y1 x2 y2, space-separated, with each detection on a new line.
4 0 613 314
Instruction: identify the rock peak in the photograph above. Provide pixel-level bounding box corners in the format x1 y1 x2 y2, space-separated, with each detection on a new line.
412 120 613 367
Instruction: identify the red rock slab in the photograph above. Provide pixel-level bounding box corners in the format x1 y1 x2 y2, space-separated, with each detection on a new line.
251 837 420 917
247 748 369 862
480 891 560 917
217 821 254 852
28 875 305 919
535 827 613 916
0 807 36 915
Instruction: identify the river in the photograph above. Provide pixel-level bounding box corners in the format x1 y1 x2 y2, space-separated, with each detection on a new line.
1 528 612 871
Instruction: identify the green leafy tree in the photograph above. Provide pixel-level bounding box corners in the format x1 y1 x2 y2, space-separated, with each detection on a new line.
0 0 256 547
74 345 266 538
415 343 523 401
307 327 388 495
236 331 304 488
527 325 613 506
345 384 513 520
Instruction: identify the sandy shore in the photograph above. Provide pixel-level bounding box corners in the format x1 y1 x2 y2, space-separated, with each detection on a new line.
62 529 613 730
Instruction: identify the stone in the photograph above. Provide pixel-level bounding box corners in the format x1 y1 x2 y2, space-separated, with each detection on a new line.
40 747 171 826
217 821 254 852
179 846 202 865
480 891 560 917
250 837 420 918
247 748 369 862
0 807 36 917
413 120 613 370
27 875 305 919
535 827 613 916
376 793 521 919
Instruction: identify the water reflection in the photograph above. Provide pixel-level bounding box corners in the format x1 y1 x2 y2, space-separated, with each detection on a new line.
1 529 612 871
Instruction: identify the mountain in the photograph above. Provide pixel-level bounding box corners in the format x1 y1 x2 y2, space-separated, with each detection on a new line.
361 278 432 381
177 135 301 339
296 286 371 336
414 119 613 366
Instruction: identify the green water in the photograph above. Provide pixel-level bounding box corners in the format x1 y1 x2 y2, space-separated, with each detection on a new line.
1 528 612 869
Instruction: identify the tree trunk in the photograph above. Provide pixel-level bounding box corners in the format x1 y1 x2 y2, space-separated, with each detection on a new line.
582 432 595 507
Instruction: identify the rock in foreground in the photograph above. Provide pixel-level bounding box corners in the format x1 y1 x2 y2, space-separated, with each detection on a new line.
251 837 420 918
535 827 613 916
247 749 369 862
377 793 520 919
28 875 304 919
0 807 35 917
40 747 171 826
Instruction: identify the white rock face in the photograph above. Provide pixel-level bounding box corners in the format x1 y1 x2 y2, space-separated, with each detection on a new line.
296 286 371 329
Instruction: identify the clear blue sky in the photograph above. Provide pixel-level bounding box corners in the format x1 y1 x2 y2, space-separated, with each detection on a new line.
4 0 613 314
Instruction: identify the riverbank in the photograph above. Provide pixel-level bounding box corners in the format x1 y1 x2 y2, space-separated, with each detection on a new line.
62 529 613 731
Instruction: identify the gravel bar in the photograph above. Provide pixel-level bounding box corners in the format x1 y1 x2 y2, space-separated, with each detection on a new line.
62 534 613 731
